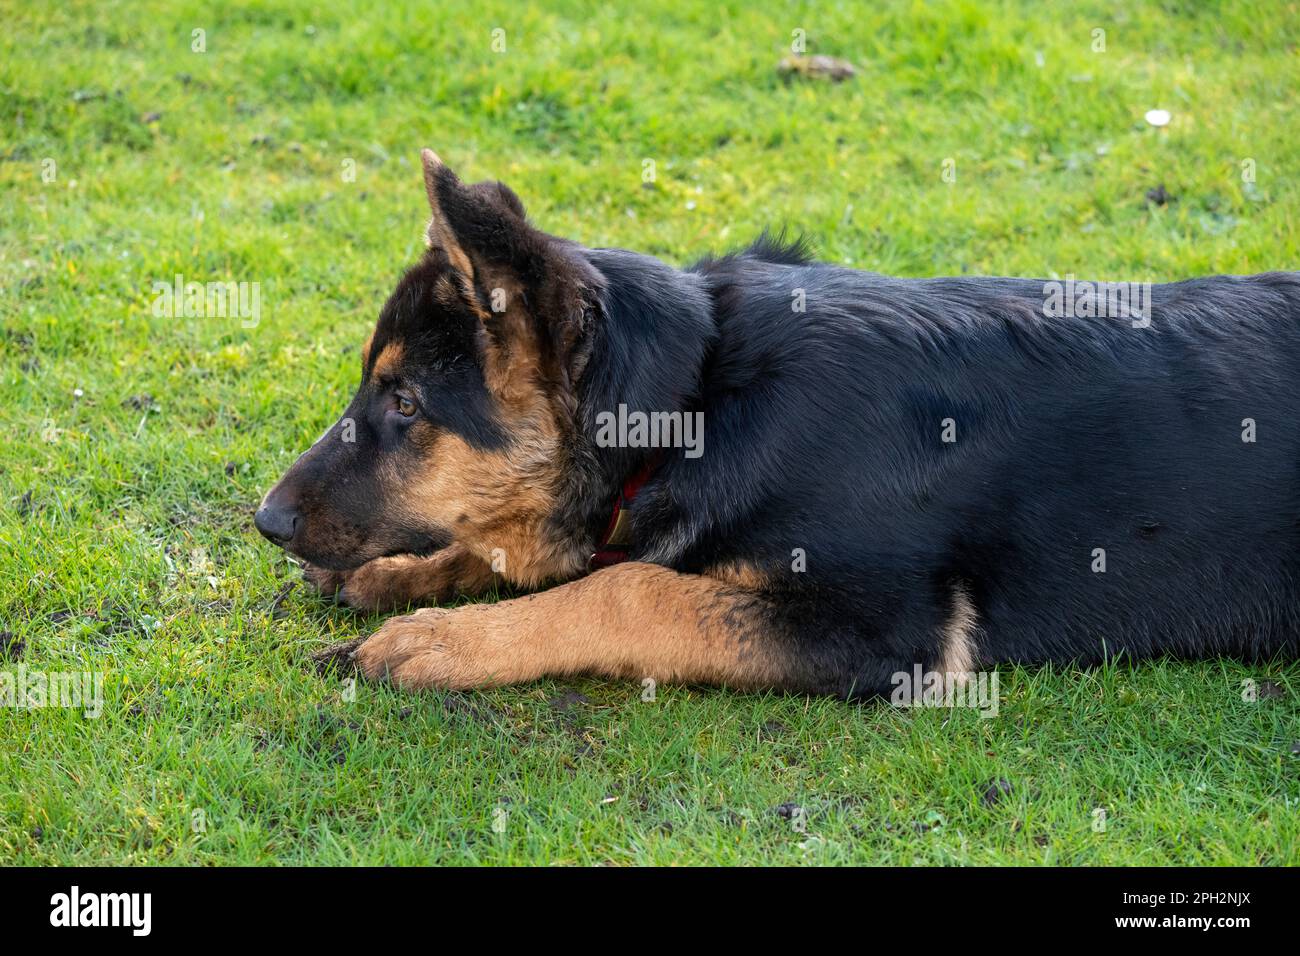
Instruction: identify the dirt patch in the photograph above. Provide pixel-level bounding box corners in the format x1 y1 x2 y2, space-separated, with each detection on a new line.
311 637 365 678
773 801 804 821
1 631 25 661
305 708 363 765
1258 680 1286 700
97 603 145 640
982 778 1013 807
439 692 503 724
1145 183 1174 206
547 689 589 712
777 54 857 82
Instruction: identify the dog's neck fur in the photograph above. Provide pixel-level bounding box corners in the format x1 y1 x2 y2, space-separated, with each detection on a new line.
541 247 717 563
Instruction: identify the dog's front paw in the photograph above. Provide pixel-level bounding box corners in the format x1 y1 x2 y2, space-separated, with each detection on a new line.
302 560 399 612
303 555 466 612
302 563 349 600
353 607 498 690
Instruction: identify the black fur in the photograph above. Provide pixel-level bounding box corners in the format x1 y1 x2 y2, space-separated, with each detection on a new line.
580 236 1300 696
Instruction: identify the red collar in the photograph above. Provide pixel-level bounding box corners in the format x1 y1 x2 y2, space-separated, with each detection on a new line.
588 459 660 570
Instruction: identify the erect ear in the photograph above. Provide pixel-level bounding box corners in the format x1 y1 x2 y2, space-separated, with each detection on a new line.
421 149 538 279
418 148 603 399
421 148 476 279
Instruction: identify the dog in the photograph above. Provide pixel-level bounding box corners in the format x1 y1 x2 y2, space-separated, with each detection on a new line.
255 148 1300 697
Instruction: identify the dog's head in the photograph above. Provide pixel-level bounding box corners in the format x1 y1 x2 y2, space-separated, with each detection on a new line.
255 150 602 577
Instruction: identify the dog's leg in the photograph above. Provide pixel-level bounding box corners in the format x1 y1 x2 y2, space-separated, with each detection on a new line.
342 562 800 691
304 544 499 612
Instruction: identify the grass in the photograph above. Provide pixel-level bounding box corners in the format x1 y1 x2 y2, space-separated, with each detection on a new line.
1 0 1298 865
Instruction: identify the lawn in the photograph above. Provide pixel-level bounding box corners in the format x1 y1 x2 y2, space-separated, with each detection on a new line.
1 0 1298 865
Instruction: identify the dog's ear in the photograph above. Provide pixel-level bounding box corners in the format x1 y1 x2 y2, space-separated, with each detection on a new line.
422 149 530 268
419 149 601 403
421 148 478 278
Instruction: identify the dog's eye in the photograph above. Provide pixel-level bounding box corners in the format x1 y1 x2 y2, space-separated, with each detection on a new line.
396 395 417 417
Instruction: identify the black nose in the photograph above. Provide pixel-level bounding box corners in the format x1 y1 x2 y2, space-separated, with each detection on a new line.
254 502 300 544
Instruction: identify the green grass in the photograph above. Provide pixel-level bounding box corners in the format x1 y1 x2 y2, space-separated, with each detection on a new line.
2 0 1298 865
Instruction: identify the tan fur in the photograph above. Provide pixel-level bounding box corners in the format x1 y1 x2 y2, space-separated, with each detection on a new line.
369 342 404 383
398 425 582 588
704 561 770 590
350 562 785 690
936 584 979 679
422 149 476 278
478 275 538 399
305 545 499 612
432 274 483 320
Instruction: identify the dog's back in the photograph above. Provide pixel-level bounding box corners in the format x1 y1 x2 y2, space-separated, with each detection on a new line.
618 243 1300 686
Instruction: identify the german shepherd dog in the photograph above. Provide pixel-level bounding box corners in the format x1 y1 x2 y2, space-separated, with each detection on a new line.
256 149 1300 697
